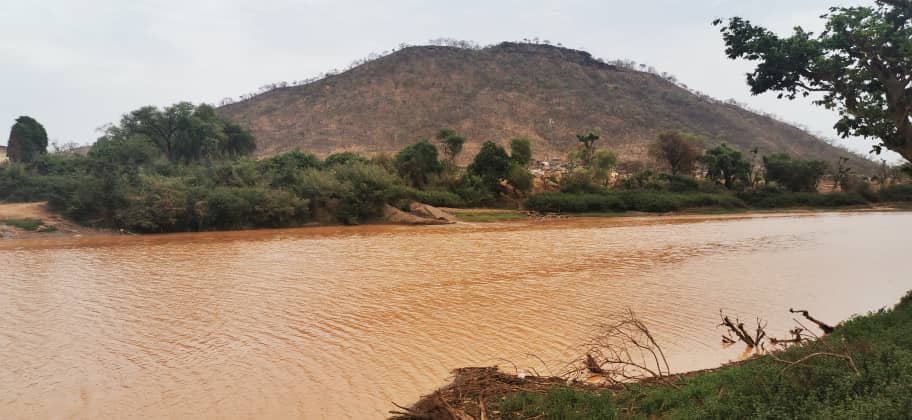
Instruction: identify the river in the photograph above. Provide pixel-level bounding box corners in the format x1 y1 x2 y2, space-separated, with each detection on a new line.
0 212 909 419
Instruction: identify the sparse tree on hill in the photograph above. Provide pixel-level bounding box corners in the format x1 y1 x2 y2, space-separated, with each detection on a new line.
715 2 912 162
591 149 618 187
510 138 532 166
576 133 600 167
702 143 751 189
7 116 48 163
436 128 465 162
649 131 701 176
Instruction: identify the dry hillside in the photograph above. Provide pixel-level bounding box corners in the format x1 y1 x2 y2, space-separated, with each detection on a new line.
219 42 872 170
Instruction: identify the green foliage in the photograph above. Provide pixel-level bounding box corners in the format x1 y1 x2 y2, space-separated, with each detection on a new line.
105 102 255 162
575 133 600 166
879 184 912 202
763 153 828 192
560 169 599 194
702 143 751 189
468 141 512 193
738 187 868 208
331 162 402 225
591 149 618 187
436 128 465 162
395 140 441 188
324 151 368 167
509 138 533 166
526 191 746 214
498 291 912 419
649 131 701 176
507 164 534 193
715 3 912 161
0 218 46 231
501 388 618 420
453 174 497 207
411 189 465 208
526 192 623 213
7 116 48 163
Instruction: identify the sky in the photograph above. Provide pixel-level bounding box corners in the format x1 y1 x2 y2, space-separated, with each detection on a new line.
1 0 903 163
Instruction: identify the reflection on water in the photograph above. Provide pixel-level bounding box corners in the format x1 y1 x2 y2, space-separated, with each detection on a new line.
0 212 909 419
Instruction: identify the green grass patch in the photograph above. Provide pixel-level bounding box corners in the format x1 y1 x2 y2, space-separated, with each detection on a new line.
451 210 528 222
0 218 52 231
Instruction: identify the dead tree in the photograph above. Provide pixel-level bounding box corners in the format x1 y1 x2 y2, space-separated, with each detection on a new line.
789 308 835 334
570 309 676 387
719 311 766 349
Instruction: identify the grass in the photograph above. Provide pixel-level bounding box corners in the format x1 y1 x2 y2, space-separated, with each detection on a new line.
497 291 912 419
451 210 529 222
0 218 55 232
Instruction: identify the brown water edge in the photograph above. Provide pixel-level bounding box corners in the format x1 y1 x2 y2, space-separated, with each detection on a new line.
1 212 910 419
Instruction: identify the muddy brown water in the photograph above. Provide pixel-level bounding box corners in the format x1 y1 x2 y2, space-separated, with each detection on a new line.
1 212 909 419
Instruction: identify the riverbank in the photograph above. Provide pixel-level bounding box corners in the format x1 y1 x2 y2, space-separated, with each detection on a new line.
0 202 101 239
3 200 911 241
392 291 912 419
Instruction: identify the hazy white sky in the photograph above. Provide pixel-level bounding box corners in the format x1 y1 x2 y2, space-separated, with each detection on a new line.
1 0 902 163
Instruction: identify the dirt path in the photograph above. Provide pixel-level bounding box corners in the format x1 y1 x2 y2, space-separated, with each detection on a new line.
0 202 101 240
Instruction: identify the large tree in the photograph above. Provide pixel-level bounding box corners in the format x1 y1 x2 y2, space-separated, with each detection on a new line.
649 131 701 176
715 1 912 162
394 139 441 188
468 141 512 192
702 143 751 189
105 102 255 162
7 116 48 163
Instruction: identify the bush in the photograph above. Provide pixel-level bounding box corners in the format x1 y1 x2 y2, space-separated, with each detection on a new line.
560 169 599 193
879 184 912 202
412 189 465 208
526 192 624 213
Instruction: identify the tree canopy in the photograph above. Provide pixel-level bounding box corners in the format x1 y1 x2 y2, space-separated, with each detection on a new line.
510 138 533 166
104 102 256 162
649 131 701 176
763 153 828 192
468 141 512 192
7 116 48 163
576 133 600 166
702 143 751 189
395 139 441 188
715 1 912 162
436 128 465 162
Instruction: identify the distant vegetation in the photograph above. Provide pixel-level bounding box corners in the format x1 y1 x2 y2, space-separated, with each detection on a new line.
2 110 910 233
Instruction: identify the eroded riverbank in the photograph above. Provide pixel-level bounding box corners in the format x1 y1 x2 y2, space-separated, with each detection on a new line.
1 212 910 419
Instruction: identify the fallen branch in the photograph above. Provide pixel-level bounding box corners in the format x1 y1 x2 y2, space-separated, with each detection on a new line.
789 309 835 334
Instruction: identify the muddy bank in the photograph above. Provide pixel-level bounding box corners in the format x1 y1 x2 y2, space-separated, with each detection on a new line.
0 202 103 240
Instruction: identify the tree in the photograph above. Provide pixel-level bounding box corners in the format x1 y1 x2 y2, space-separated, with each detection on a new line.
591 149 618 187
7 116 48 163
436 128 465 162
324 151 368 167
576 133 600 166
468 141 511 192
649 131 701 176
510 138 533 166
834 157 854 191
763 153 828 192
104 102 255 162
701 143 751 189
394 140 441 188
714 2 912 162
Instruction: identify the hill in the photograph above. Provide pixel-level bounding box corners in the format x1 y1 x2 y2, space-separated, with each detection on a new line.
218 42 873 170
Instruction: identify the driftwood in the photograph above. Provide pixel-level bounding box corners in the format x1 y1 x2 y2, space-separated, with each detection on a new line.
789 308 835 334
719 311 766 349
568 309 677 388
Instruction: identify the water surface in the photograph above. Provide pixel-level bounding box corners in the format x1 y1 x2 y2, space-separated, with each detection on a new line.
1 212 909 419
